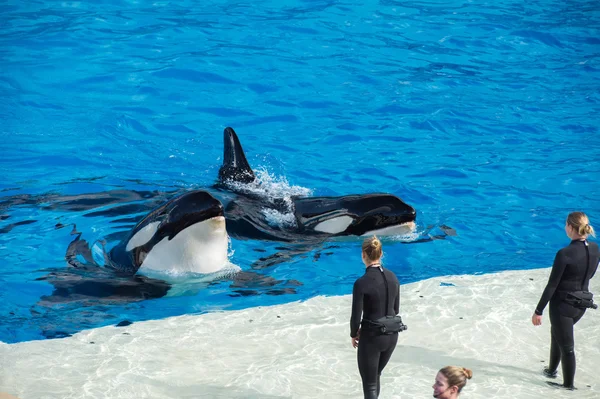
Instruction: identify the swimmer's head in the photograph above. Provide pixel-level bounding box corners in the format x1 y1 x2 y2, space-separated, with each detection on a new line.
433 366 473 398
566 212 595 238
362 235 382 264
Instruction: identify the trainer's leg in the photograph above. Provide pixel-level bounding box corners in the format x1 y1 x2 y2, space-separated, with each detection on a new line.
357 335 381 399
561 309 585 388
376 333 399 396
547 327 561 373
551 304 585 388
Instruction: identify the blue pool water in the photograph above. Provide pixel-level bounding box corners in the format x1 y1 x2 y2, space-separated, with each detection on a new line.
1 0 598 343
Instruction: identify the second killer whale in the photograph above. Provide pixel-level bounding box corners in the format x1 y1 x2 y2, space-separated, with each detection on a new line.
217 126 418 243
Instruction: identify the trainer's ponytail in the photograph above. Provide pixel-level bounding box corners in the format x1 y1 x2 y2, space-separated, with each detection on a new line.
462 367 473 380
582 223 596 237
567 212 595 238
362 236 383 262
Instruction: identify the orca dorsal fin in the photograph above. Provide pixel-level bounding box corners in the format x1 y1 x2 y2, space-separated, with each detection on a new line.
218 127 256 184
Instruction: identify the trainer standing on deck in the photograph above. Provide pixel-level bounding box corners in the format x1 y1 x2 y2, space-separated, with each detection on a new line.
532 211 599 390
350 236 402 399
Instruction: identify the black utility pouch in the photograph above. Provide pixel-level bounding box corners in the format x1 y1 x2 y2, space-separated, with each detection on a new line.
565 290 596 309
371 315 408 334
564 242 598 310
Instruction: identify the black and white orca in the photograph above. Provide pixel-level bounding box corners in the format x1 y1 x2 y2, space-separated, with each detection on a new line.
37 190 231 304
217 127 417 242
38 189 299 305
107 190 229 275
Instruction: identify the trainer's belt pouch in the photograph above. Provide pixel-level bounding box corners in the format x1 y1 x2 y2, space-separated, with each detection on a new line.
565 291 596 309
367 315 408 334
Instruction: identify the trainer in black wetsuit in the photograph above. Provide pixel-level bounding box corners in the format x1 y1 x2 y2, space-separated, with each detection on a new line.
534 236 599 389
350 264 400 399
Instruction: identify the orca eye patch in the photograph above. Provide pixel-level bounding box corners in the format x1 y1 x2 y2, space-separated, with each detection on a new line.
126 221 160 251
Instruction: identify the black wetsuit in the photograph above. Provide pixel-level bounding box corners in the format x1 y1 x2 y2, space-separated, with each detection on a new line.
535 240 599 388
350 266 400 399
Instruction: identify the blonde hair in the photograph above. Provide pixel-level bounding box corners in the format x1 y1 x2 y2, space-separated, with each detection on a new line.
567 212 595 237
439 366 473 393
362 236 382 262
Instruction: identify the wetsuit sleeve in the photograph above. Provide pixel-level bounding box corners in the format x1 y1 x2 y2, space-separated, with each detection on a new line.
535 250 567 315
350 280 363 338
394 285 400 315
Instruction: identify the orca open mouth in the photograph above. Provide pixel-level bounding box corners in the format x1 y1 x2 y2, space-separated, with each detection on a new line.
345 212 417 236
359 220 417 237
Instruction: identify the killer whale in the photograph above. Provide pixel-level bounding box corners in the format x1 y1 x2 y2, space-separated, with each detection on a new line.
37 190 230 305
107 189 228 275
217 127 417 242
37 189 300 305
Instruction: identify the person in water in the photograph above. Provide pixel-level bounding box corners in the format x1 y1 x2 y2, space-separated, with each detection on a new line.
350 236 401 399
532 211 599 389
432 366 473 398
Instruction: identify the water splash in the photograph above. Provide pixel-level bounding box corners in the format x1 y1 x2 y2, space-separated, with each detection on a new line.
385 224 449 243
226 167 313 228
387 230 425 243
225 167 313 199
261 207 298 228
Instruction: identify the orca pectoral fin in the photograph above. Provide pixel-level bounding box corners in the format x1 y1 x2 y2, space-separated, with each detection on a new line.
439 224 457 236
65 229 97 268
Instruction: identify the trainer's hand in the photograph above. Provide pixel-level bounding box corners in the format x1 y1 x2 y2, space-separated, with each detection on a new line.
351 336 359 348
532 313 542 326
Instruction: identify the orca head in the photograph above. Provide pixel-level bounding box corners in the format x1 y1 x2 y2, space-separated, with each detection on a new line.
344 194 416 236
218 127 256 186
294 194 416 237
122 190 229 275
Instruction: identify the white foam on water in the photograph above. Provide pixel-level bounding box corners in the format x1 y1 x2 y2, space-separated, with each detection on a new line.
260 207 298 228
383 224 434 243
2 268 599 399
226 167 313 200
225 168 313 228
